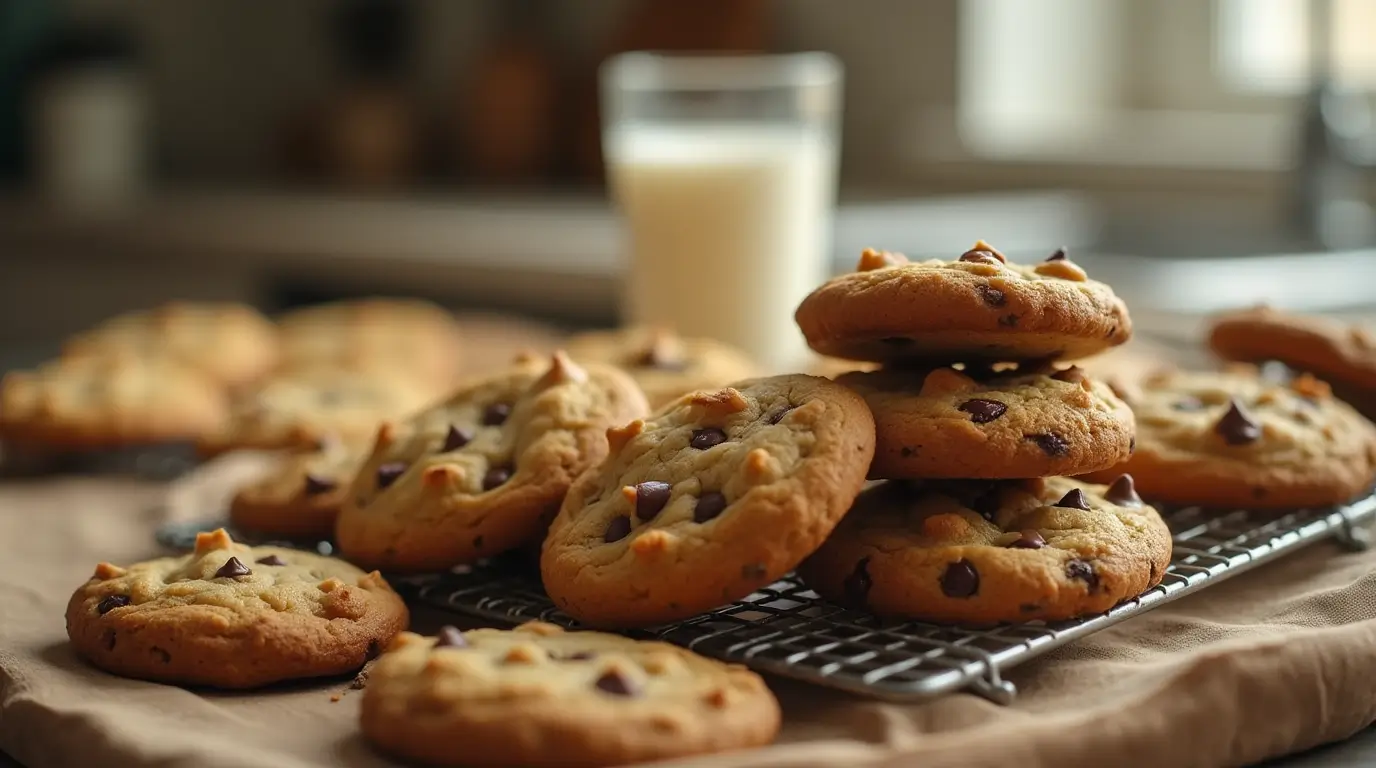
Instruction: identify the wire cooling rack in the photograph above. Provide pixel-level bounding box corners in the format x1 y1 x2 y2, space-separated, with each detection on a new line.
391 494 1376 704
155 493 1376 703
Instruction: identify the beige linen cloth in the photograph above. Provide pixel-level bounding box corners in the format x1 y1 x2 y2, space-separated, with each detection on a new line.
2 455 1376 768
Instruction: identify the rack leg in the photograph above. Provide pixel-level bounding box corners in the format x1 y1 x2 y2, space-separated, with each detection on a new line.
1335 511 1372 552
969 673 1018 705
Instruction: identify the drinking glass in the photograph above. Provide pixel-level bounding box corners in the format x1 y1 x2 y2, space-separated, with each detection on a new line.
601 52 843 372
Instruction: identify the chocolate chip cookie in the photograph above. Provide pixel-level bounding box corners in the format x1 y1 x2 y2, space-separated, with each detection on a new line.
199 369 441 455
63 301 279 390
229 438 366 540
1209 305 1376 414
540 374 875 628
836 364 1134 479
360 622 780 768
277 298 463 390
565 326 758 407
0 355 229 449
797 476 1172 624
1081 367 1376 509
794 244 1132 364
335 352 649 572
66 528 407 688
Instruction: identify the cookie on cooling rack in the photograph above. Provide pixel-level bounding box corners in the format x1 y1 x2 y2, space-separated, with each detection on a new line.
836 364 1133 479
1080 367 1376 509
540 374 875 628
229 437 366 540
335 352 649 572
797 476 1172 624
564 326 758 408
66 528 407 688
360 622 779 768
794 244 1132 364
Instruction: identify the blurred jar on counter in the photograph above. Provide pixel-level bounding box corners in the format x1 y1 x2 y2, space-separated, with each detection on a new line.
29 23 145 212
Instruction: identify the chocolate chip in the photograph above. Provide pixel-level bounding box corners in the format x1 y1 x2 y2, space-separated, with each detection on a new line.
1006 530 1046 549
442 425 473 452
976 283 1006 307
1054 488 1091 511
634 481 672 521
1173 397 1206 412
595 669 641 696
1214 398 1261 446
483 466 512 490
435 626 468 648
900 446 917 457
766 406 795 425
693 491 728 523
255 554 288 566
604 515 632 543
1129 436 1136 454
843 557 872 607
1046 248 1068 262
1050 366 1085 384
1105 475 1142 507
303 473 336 495
999 314 1020 327
958 398 1008 424
482 403 511 426
214 557 252 579
959 249 1002 265
563 651 596 661
689 428 727 450
97 595 130 614
1066 559 1099 591
940 560 980 598
1027 433 1069 456
376 462 407 488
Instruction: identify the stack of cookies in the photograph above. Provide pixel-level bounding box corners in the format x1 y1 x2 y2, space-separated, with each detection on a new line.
789 243 1174 624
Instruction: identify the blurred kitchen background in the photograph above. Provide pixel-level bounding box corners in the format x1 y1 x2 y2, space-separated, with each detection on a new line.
2 0 1376 363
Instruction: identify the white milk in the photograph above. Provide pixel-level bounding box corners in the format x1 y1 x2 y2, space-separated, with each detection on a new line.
606 123 837 373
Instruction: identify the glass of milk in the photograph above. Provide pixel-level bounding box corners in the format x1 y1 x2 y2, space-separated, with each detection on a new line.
601 52 843 373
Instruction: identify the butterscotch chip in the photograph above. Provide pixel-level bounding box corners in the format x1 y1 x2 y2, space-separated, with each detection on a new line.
65 529 407 689
360 623 780 768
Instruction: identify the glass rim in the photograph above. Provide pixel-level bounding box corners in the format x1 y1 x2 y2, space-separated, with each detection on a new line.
602 51 842 92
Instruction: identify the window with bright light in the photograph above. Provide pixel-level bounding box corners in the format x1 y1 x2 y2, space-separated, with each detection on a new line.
1217 0 1376 93
947 0 1376 170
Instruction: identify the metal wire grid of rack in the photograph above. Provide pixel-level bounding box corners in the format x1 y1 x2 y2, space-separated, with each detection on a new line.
153 494 1376 703
391 494 1376 703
